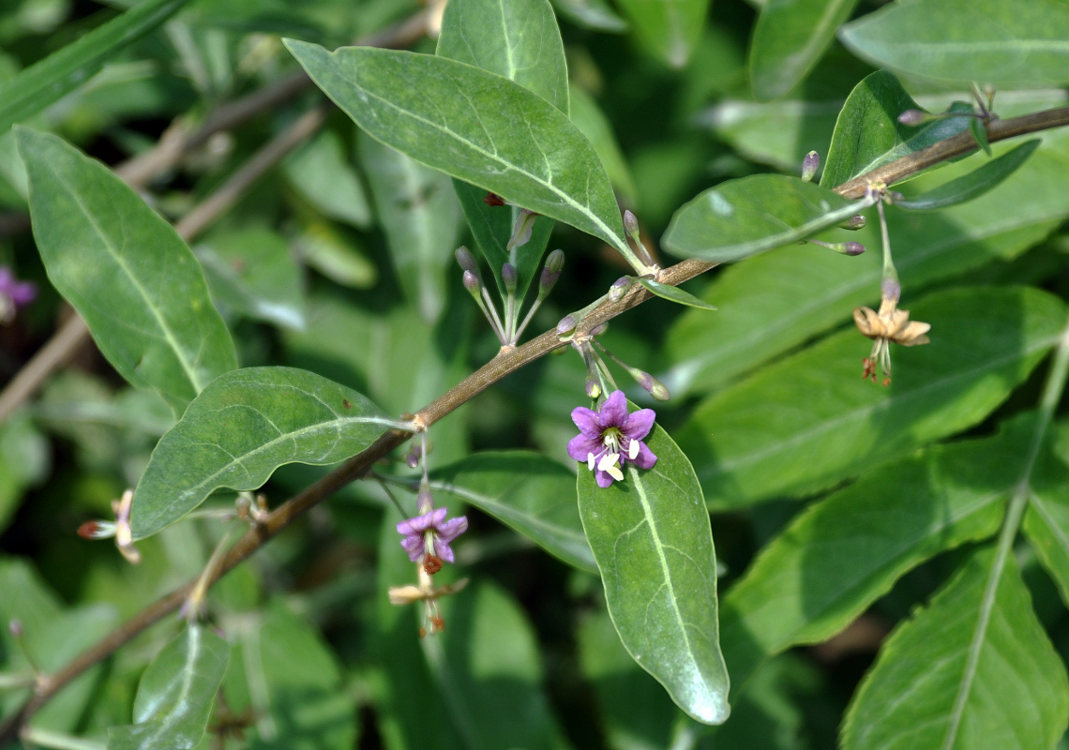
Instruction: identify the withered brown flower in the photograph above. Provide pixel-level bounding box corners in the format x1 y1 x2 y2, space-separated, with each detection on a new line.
853 297 931 385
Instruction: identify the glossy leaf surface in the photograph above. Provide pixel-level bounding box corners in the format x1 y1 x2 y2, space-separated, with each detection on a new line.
894 139 1039 211
285 41 629 256
840 0 1069 88
0 0 192 132
677 286 1066 508
750 0 860 99
130 367 392 539
635 276 718 310
577 420 729 724
841 547 1069 750
108 626 229 750
18 128 237 413
663 174 871 263
430 451 596 574
614 0 710 68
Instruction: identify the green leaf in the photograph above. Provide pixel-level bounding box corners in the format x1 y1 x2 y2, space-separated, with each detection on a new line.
677 286 1067 508
436 0 567 299
749 0 861 99
283 126 372 229
551 0 628 32
224 602 356 749
196 226 307 330
284 41 630 257
841 547 1069 750
577 420 730 725
635 276 718 310
359 132 462 323
17 128 237 414
437 0 569 113
0 413 49 534
663 125 1069 396
662 174 872 263
1022 432 1069 607
614 0 710 68
969 115 992 155
0 0 193 132
430 451 596 574
820 70 972 188
895 140 1039 211
130 366 393 539
720 420 1028 688
840 0 1069 88
108 625 230 750
570 86 638 205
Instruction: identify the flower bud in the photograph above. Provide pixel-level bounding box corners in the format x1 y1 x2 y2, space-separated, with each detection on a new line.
636 370 671 401
608 276 631 302
801 151 820 182
897 109 931 126
841 242 866 256
585 378 601 399
455 246 478 274
556 315 577 335
623 209 640 239
501 262 517 294
507 209 538 251
839 214 866 231
462 270 481 296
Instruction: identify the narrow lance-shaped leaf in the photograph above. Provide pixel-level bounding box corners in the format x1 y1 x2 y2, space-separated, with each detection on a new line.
662 174 872 263
17 128 237 414
635 277 718 311
894 140 1040 211
437 0 567 298
840 0 1069 88
108 625 230 750
0 0 193 132
842 547 1069 750
577 420 730 725
284 41 630 257
429 451 596 574
130 367 396 539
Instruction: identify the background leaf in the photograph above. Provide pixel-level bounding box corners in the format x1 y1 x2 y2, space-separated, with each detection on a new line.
108 625 229 750
840 0 1069 88
662 174 871 263
614 0 710 68
285 41 630 256
0 0 192 132
577 420 730 725
841 547 1069 750
749 0 861 100
17 127 237 413
677 286 1067 508
894 139 1040 211
130 366 392 539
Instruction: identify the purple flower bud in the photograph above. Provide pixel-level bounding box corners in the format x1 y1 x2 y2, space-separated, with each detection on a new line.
585 378 601 399
898 109 929 126
801 151 820 182
540 250 564 294
462 270 481 295
544 249 564 274
842 242 866 256
840 214 866 230
636 371 671 401
501 263 517 294
507 209 538 251
455 246 478 273
9 619 22 638
608 277 631 302
881 277 902 304
623 209 640 238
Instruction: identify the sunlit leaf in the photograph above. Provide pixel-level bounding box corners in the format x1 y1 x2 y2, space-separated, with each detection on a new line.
130 367 393 539
635 276 718 310
895 140 1039 211
577 420 730 724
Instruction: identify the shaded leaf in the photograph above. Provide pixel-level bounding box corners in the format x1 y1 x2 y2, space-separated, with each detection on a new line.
662 174 872 263
895 140 1039 211
284 41 630 257
720 418 1033 688
749 0 861 100
17 127 237 414
820 70 973 189
577 420 730 725
570 86 638 205
108 626 230 750
840 0 1069 88
1022 424 1069 608
0 0 193 132
430 451 596 574
635 276 718 310
283 126 372 229
130 367 393 539
551 0 628 32
614 0 710 68
841 547 1069 750
677 286 1066 508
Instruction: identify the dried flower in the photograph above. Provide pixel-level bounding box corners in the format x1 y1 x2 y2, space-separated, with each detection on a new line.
396 506 468 565
853 295 931 385
567 390 657 487
78 489 141 564
389 570 469 637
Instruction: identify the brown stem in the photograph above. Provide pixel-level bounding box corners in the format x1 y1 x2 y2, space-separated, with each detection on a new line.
3 92 1069 746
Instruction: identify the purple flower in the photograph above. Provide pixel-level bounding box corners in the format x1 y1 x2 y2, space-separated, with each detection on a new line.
396 506 468 564
567 390 657 488
0 267 36 323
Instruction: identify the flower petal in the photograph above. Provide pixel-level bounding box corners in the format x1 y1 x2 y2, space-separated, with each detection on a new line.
630 441 658 469
594 469 615 488
433 538 456 563
567 434 601 462
622 408 656 441
599 390 628 427
437 515 469 543
570 406 602 436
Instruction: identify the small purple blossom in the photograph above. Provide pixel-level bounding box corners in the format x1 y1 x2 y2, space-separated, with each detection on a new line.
567 390 657 488
0 267 36 323
396 506 468 564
